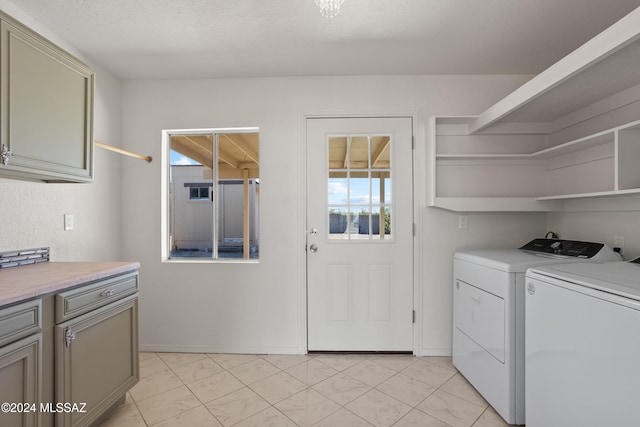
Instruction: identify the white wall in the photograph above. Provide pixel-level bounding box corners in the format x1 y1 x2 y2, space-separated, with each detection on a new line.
0 2 124 262
120 75 547 355
8 0 632 356
548 202 640 261
2 0 637 359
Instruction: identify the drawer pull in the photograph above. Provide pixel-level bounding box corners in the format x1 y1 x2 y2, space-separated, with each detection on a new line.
65 327 76 347
100 289 115 298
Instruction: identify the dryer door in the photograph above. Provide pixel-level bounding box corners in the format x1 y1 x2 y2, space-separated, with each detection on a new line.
454 280 505 362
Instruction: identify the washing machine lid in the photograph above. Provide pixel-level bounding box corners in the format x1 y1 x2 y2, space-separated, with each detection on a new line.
454 249 583 273
529 262 640 301
454 239 620 273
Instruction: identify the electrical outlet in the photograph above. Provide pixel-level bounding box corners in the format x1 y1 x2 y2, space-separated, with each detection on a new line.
614 236 624 253
458 215 468 230
64 213 74 231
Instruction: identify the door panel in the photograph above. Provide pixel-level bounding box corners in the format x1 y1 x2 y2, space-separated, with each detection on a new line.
307 117 413 351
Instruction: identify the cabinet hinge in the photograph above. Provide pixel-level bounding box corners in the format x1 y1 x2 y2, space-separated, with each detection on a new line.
412 310 416 323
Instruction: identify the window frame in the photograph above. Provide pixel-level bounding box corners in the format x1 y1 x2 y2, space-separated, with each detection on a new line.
161 127 260 263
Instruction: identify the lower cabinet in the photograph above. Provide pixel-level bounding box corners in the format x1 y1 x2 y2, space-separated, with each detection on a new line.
55 295 138 427
0 269 138 427
0 334 41 427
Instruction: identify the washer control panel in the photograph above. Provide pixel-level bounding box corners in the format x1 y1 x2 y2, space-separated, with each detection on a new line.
519 238 605 258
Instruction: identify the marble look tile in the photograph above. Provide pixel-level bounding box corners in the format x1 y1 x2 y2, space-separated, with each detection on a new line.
233 407 297 427
205 387 270 426
312 373 370 405
401 359 457 388
99 400 146 427
313 355 364 371
208 353 258 370
367 356 418 372
136 385 201 426
416 389 486 427
393 409 451 427
139 352 158 361
228 358 281 385
151 405 222 427
343 360 396 387
313 407 374 427
186 370 245 404
423 356 456 373
157 352 208 369
261 354 309 370
250 372 308 404
440 373 487 407
473 407 513 427
172 357 224 383
375 373 436 406
346 389 411 427
140 354 170 378
130 369 183 402
285 359 339 386
275 388 340 427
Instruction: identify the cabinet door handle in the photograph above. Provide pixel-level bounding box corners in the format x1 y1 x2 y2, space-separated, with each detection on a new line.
65 327 76 347
100 289 115 298
1 144 12 166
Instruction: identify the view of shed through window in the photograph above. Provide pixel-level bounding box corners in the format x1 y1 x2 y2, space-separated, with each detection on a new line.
167 130 259 260
328 134 392 240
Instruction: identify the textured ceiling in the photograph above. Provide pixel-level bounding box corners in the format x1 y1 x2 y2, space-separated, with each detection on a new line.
6 0 640 79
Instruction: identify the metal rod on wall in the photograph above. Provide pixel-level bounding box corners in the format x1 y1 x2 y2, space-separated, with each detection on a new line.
94 141 152 162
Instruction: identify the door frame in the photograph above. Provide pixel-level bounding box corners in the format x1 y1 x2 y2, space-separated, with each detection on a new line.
299 112 423 354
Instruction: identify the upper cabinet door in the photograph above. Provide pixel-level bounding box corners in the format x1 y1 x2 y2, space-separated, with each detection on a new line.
0 13 94 182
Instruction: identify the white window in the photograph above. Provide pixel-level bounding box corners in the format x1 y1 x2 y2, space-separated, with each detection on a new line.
188 186 211 200
162 128 259 261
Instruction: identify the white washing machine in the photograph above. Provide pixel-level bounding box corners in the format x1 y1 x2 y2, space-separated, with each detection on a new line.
525 259 640 427
452 239 620 425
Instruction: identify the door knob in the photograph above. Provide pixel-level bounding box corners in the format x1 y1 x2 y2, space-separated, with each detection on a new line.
309 244 318 253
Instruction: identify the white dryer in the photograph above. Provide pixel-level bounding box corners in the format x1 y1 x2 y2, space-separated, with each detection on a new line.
525 259 640 427
452 239 620 425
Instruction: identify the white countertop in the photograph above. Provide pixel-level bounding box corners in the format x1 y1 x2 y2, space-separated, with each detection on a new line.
0 262 140 307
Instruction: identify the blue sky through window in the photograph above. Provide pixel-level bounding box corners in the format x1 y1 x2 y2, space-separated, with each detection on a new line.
170 150 201 166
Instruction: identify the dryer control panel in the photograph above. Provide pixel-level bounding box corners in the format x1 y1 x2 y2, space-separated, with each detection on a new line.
520 238 605 258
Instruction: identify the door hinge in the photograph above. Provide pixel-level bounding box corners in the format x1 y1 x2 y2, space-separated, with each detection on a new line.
411 135 415 149
413 223 416 237
412 310 416 323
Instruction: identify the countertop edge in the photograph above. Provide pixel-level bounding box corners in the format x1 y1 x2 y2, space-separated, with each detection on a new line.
0 262 140 307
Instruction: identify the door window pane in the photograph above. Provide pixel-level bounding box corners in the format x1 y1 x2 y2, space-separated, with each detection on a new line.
350 136 369 169
349 171 369 205
326 134 393 241
328 172 348 205
371 136 391 169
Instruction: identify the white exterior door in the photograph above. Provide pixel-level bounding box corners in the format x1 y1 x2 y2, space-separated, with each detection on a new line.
306 117 414 351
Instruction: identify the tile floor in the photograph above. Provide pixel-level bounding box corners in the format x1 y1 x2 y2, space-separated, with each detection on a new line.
99 352 514 427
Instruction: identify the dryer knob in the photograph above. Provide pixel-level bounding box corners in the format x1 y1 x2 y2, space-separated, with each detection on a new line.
527 283 536 295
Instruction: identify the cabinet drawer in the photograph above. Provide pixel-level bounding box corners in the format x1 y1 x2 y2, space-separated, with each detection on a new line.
56 272 138 323
0 299 41 347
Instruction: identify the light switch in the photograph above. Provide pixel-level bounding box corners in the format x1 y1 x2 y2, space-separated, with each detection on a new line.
64 213 74 231
458 215 468 229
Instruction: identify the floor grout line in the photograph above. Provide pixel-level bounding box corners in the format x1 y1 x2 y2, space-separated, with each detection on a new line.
100 352 512 427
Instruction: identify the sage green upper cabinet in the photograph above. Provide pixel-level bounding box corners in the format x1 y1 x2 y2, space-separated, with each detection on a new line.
0 12 94 182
